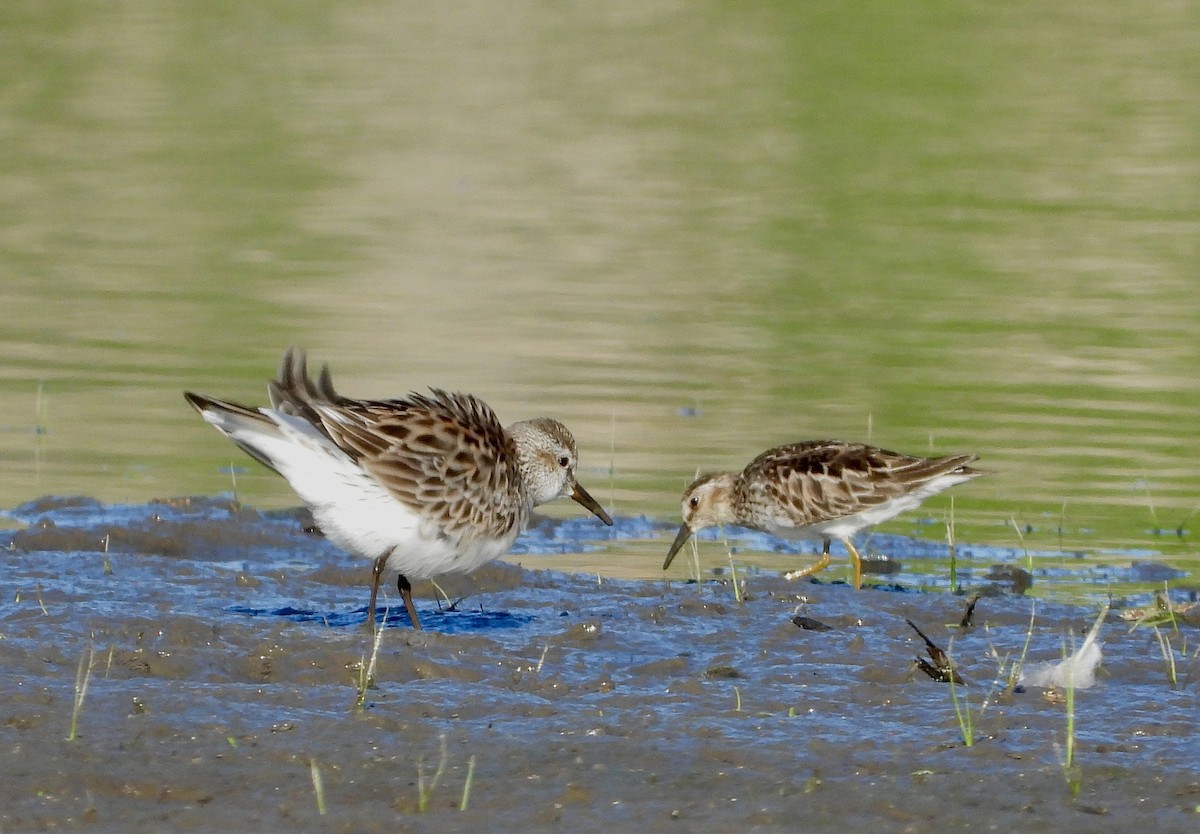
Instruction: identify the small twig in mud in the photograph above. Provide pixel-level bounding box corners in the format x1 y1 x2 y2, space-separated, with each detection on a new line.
906 618 964 684
430 579 465 612
959 593 981 629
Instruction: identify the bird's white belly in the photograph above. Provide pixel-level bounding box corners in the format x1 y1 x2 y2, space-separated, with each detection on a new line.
763 470 975 541
265 422 518 579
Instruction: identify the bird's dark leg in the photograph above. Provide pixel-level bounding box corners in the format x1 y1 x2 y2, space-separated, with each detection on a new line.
397 574 423 631
784 539 832 581
367 552 390 632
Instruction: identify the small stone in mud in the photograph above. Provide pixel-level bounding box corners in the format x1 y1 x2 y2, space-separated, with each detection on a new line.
678 597 727 617
1129 560 1186 582
791 615 833 631
861 554 901 575
703 665 742 679
983 564 1033 595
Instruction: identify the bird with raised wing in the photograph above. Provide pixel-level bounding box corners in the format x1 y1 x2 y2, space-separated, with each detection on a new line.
185 348 613 629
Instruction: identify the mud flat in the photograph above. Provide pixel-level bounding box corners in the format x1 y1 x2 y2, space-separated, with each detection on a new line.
2 497 1197 832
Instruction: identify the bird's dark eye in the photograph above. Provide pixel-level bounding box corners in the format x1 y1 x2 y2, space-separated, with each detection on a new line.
689 496 700 508
558 456 570 468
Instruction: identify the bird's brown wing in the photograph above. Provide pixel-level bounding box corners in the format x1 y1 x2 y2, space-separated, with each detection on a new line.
270 349 524 540
742 440 976 526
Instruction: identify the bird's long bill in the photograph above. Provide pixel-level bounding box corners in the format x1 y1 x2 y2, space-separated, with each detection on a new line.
662 523 694 570
570 482 613 526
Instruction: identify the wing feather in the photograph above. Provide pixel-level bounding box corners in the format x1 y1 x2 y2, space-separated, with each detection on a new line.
270 351 525 541
741 441 977 527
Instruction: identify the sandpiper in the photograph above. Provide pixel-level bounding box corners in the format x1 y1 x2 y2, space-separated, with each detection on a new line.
663 440 981 588
185 348 613 629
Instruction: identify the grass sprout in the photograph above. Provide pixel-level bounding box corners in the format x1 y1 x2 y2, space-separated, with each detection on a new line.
688 534 702 592
1009 517 1032 573
34 381 48 434
1046 605 1108 797
459 754 476 811
1059 644 1082 797
1125 585 1191 687
36 585 48 615
945 497 959 594
1142 473 1159 532
67 646 96 741
1151 626 1179 688
1004 601 1038 691
608 410 617 518
353 620 385 712
724 535 744 604
947 670 973 747
310 758 326 815
417 734 449 813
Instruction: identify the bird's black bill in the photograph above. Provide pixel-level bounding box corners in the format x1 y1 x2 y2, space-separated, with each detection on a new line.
570 482 613 526
662 523 694 570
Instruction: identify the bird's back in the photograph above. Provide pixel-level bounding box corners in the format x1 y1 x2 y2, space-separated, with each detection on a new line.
736 440 979 530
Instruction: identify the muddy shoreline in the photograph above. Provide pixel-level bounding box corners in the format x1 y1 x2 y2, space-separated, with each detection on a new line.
2 497 1197 831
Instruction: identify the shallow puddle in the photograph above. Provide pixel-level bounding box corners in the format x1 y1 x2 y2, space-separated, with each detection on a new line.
1 496 1197 831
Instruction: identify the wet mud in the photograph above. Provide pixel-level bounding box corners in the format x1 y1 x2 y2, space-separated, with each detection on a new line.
2 497 1198 832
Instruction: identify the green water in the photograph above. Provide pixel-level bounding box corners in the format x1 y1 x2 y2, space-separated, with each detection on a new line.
2 1 1197 581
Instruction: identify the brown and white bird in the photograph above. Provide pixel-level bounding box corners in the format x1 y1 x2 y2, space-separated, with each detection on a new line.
185 348 613 629
663 440 981 588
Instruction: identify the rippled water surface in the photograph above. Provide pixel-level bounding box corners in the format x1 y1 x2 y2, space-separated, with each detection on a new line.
2 1 1199 829
2 498 1198 831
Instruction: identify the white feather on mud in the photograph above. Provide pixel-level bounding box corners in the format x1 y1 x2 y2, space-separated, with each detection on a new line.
1019 604 1108 690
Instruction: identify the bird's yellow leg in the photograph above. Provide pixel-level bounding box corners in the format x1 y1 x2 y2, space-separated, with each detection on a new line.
841 537 863 590
784 540 832 581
